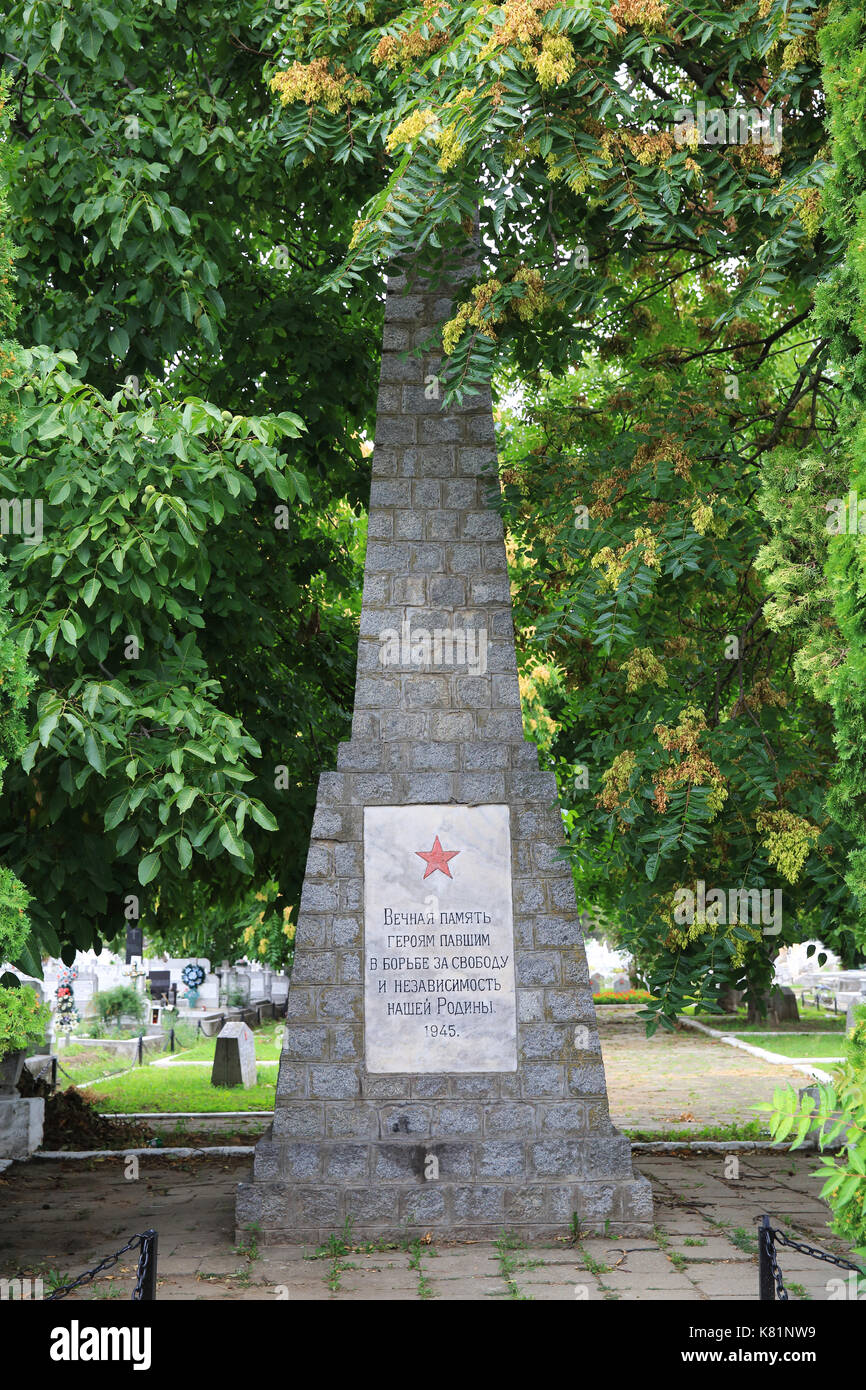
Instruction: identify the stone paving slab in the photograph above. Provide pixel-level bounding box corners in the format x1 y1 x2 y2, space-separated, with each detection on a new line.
337 1275 423 1295
425 1279 505 1300
1 1152 859 1300
419 1252 499 1276
666 1237 753 1261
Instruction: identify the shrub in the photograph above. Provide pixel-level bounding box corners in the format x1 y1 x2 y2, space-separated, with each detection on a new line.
760 1004 866 1261
0 981 50 1056
93 986 145 1028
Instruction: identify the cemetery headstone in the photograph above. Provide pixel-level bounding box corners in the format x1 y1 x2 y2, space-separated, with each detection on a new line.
768 987 799 1025
270 977 289 1006
0 1093 44 1161
73 973 97 1014
125 926 143 962
199 974 220 1009
148 970 171 1001
236 259 652 1243
212 1022 257 1089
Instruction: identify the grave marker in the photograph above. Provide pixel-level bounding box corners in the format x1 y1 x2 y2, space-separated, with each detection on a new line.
212 1022 257 1089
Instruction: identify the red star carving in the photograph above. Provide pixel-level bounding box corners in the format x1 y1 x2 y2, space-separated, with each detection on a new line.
415 835 460 880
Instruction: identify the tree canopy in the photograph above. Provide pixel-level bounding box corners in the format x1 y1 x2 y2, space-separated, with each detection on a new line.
0 1 381 968
266 0 828 397
1 0 865 1031
259 0 865 1022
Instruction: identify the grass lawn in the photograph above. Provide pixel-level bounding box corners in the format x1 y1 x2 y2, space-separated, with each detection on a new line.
690 1008 845 1032
56 1047 135 1087
735 1033 847 1059
624 1120 771 1143
88 1064 277 1112
172 1022 283 1064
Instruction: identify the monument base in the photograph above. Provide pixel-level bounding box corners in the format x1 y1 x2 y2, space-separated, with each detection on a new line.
235 773 655 1246
237 1132 652 1245
0 1095 44 1162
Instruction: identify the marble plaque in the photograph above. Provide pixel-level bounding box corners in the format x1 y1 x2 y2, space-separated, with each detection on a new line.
364 804 517 1073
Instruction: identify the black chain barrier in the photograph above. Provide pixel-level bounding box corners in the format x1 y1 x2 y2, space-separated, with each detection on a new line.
45 1230 158 1302
758 1214 864 1300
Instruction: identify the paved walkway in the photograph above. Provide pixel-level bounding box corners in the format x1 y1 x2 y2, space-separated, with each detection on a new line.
3 1009 852 1300
598 1013 812 1131
1 1152 858 1301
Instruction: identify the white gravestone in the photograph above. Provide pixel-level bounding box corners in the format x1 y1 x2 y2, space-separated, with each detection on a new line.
211 1022 257 1089
198 974 220 1009
364 803 517 1074
73 974 97 1012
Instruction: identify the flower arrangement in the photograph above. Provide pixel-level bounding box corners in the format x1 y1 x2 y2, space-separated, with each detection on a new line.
592 989 653 1004
181 963 206 991
55 965 80 1031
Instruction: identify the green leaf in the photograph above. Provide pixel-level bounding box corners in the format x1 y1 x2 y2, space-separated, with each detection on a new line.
835 1174 862 1209
104 793 130 831
82 577 101 607
83 730 106 775
288 468 311 504
250 802 278 832
38 706 62 747
218 821 244 858
167 206 191 236
138 852 161 886
115 824 138 855
186 742 216 764
109 326 129 358
21 740 39 773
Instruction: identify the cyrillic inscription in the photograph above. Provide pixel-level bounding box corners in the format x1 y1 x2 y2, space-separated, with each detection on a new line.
364 804 517 1073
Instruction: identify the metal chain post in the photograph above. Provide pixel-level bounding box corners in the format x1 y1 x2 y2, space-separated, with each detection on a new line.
46 1231 156 1301
758 1215 864 1301
133 1230 158 1301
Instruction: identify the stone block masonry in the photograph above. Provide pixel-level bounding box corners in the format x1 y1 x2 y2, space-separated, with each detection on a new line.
236 259 652 1243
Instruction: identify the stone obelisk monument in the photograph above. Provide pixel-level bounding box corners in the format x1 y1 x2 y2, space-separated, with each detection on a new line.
236 259 652 1242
